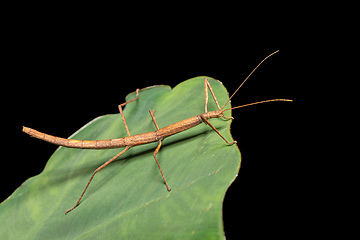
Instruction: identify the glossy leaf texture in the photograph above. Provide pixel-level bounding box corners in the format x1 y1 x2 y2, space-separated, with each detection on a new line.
1 77 241 239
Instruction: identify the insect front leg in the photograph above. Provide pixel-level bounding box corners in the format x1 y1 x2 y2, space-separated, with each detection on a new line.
204 78 233 119
200 115 237 145
204 78 221 113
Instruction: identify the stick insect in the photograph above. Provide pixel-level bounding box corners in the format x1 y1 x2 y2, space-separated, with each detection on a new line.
22 50 292 214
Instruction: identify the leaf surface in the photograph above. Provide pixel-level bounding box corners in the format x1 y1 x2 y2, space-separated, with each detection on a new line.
1 77 241 239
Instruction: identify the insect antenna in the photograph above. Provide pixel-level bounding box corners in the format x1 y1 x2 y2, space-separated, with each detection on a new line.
220 50 280 110
221 99 292 113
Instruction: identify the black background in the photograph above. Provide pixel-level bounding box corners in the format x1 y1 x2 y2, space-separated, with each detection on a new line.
4 13 301 239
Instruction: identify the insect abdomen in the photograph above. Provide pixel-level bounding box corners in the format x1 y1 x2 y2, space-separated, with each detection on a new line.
22 126 126 149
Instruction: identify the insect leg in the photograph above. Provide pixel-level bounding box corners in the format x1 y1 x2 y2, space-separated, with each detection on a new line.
200 116 237 145
204 78 233 119
118 89 139 136
204 78 209 113
204 78 221 112
153 140 171 191
149 110 171 191
149 110 160 130
65 146 131 215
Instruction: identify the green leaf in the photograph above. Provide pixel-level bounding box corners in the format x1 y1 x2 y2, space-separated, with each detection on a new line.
1 77 241 239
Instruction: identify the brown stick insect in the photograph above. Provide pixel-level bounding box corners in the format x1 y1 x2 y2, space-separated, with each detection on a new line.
22 50 292 214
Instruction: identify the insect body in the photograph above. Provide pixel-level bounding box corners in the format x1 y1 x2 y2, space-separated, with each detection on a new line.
23 110 227 150
23 50 292 214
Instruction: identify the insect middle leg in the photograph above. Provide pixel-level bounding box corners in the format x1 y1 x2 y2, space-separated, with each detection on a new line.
149 110 171 192
118 89 139 137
